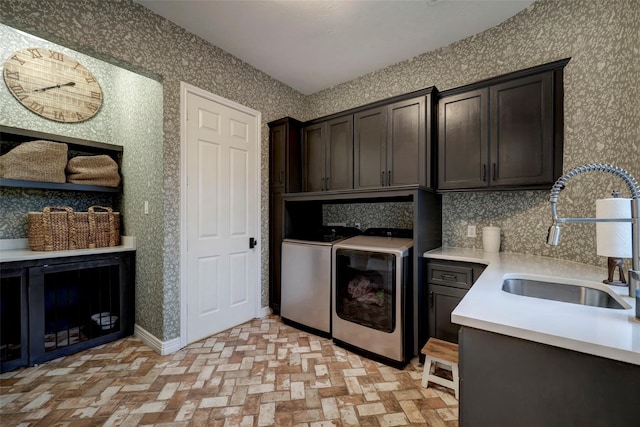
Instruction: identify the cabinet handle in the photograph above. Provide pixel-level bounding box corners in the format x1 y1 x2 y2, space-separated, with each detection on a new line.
325 176 330 191
482 164 487 182
279 170 284 184
492 163 497 181
388 170 391 186
441 273 457 282
381 171 385 186
429 292 434 308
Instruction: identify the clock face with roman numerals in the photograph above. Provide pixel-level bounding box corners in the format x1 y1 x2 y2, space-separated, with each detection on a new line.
3 47 103 123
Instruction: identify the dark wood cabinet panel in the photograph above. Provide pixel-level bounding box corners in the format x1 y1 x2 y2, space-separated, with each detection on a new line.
437 60 567 191
490 72 554 186
354 107 387 189
302 123 327 192
268 117 302 313
459 327 639 427
0 267 28 372
354 96 430 189
270 125 286 190
303 116 354 192
420 259 485 362
438 89 489 190
326 116 353 191
269 193 284 313
428 284 467 344
269 118 301 194
388 97 427 187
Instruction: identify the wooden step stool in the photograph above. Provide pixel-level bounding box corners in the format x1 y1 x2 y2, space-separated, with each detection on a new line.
421 338 459 399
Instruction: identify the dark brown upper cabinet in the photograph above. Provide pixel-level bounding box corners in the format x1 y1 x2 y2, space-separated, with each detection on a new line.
437 89 489 189
354 106 386 189
490 74 554 187
438 59 567 191
269 117 302 194
302 115 353 192
354 96 429 189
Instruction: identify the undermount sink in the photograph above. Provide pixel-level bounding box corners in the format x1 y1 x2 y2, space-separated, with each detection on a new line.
501 276 630 309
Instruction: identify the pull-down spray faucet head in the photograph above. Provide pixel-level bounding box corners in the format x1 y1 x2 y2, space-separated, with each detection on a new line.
546 223 561 246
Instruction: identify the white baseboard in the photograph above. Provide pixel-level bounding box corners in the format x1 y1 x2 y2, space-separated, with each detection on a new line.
134 324 182 356
258 306 272 318
136 307 271 355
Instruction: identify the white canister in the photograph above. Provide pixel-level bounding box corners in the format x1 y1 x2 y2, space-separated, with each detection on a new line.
482 226 501 252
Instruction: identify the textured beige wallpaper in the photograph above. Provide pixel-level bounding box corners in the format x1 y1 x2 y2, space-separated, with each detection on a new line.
307 0 639 268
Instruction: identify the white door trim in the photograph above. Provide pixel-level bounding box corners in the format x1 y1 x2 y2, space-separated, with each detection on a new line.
179 82 262 349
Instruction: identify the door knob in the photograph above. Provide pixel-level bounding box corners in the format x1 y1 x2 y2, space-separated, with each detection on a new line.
249 237 257 249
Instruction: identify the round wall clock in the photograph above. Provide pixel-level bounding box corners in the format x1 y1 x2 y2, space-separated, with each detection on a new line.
3 47 103 123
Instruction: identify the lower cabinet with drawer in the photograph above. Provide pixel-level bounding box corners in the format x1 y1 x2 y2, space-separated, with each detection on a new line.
420 259 486 360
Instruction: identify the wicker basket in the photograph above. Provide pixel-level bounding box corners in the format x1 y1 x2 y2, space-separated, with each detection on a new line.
0 140 68 183
66 155 121 187
75 206 120 249
27 207 77 251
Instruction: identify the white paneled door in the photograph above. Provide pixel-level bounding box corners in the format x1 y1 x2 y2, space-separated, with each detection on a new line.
184 86 260 345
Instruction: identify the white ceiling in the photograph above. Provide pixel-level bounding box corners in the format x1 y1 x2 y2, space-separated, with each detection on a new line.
135 0 535 95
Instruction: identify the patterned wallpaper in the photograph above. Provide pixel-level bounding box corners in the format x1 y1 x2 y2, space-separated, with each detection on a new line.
1 0 638 343
308 0 639 269
323 202 413 231
0 0 305 342
0 22 166 340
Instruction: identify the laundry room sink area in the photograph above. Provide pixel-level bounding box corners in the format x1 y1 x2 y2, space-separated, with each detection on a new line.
501 275 630 309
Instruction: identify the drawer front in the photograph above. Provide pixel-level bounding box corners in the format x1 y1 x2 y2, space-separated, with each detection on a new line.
428 263 474 289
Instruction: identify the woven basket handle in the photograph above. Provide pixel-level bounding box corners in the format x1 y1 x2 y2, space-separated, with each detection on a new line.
42 206 77 251
88 206 117 248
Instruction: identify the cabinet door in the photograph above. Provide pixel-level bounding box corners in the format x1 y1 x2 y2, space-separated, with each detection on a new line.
354 107 387 189
490 72 554 186
0 267 28 373
269 193 284 313
428 284 467 344
269 118 302 193
438 89 489 190
28 256 130 366
269 123 287 191
387 97 426 187
326 116 353 191
302 123 326 192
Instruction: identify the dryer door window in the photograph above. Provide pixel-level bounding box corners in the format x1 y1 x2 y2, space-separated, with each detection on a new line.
335 249 396 332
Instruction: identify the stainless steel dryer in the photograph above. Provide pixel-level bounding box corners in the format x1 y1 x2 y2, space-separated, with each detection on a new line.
332 229 413 367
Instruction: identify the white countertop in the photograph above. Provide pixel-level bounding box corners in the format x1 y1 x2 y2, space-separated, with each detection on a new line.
424 247 640 366
0 236 136 262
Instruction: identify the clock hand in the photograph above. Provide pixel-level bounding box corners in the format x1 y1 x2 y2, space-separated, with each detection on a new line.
33 81 76 92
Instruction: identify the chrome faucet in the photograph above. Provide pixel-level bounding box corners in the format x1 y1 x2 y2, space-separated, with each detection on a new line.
546 164 640 298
